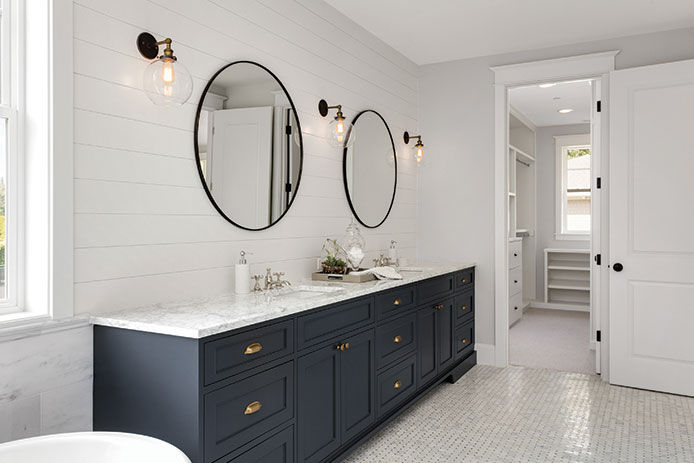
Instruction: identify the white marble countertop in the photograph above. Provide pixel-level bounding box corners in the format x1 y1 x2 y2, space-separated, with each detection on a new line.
90 263 475 339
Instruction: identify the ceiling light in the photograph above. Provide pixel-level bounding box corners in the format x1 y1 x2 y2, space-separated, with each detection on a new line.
538 83 557 88
558 108 574 114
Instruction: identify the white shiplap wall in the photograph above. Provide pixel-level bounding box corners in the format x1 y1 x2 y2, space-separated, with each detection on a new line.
73 0 420 315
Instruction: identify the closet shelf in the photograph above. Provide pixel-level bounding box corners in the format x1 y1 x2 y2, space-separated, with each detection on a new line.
547 279 590 291
547 261 590 271
509 144 536 164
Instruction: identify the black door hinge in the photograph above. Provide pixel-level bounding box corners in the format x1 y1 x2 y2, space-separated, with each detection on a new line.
597 100 602 112
595 254 601 265
285 125 292 135
596 177 601 189
596 330 601 342
285 183 292 193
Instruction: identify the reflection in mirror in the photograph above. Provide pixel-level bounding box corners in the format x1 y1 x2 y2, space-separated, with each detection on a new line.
195 62 303 230
344 110 397 228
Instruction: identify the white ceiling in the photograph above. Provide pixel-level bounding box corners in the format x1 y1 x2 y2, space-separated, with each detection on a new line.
325 0 694 64
510 80 592 127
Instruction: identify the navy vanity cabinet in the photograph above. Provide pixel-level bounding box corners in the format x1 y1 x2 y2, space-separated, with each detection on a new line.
94 267 476 463
297 329 375 463
416 298 454 387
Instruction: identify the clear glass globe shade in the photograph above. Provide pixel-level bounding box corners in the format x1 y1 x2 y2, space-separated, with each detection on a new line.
328 118 356 148
412 144 427 167
143 57 193 107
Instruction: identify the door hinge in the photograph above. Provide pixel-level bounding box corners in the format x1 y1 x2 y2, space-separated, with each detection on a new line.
595 254 601 265
596 177 601 189
285 125 292 135
596 330 601 342
596 100 602 112
285 183 292 193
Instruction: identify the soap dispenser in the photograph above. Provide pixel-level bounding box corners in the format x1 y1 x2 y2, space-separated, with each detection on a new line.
388 240 399 266
235 251 251 295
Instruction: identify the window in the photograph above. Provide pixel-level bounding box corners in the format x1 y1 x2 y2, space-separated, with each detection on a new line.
555 134 591 240
0 0 20 313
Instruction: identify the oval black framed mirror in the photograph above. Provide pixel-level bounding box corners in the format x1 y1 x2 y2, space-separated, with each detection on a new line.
343 110 397 228
194 61 303 231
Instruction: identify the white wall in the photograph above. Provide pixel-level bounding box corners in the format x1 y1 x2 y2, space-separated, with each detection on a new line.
418 26 694 346
72 0 420 315
0 324 92 443
535 123 590 297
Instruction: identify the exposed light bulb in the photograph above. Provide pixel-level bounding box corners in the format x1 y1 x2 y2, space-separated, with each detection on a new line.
336 119 344 135
161 60 175 84
416 147 423 161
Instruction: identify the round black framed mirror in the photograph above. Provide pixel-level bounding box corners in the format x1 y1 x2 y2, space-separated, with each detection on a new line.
194 61 303 231
343 110 397 228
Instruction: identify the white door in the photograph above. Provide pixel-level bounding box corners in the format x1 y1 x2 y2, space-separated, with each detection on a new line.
610 59 694 396
209 107 273 228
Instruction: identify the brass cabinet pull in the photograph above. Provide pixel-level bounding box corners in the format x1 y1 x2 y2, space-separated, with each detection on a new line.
461 305 468 311
337 342 351 351
393 380 402 389
393 298 402 306
434 304 444 310
394 335 402 343
244 401 262 415
244 342 263 355
461 278 468 284
461 338 468 344
344 342 350 350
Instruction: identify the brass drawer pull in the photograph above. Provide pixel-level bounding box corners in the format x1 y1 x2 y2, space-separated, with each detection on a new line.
393 380 402 389
244 401 262 415
461 278 468 284
394 335 402 343
244 343 263 355
461 305 468 311
461 338 468 344
434 304 444 310
393 298 402 306
337 342 351 351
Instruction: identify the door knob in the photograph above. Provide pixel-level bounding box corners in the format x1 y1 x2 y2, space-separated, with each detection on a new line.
613 262 624 272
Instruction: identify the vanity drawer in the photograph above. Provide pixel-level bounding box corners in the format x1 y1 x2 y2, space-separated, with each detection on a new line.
204 321 294 385
376 355 417 417
417 275 455 305
509 266 522 297
297 297 374 350
375 285 416 320
223 425 294 463
455 268 474 289
375 313 417 369
204 362 294 463
509 240 522 269
454 290 474 326
454 321 474 360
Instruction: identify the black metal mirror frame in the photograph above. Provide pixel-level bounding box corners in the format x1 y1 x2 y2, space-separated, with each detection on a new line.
342 109 398 229
193 60 304 231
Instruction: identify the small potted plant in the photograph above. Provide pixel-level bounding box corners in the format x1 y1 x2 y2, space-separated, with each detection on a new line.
321 239 347 274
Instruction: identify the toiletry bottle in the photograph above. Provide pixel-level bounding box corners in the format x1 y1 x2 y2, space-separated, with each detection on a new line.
235 251 251 295
388 240 398 266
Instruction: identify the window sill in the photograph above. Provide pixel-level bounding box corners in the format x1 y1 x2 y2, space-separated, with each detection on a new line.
0 313 90 343
555 233 590 241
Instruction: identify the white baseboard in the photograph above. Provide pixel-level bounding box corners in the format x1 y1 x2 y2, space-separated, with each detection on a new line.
474 343 495 366
530 300 590 313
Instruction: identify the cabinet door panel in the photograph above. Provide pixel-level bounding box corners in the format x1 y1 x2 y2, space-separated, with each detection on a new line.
297 347 340 463
417 307 437 386
438 300 455 372
225 426 294 463
340 330 375 443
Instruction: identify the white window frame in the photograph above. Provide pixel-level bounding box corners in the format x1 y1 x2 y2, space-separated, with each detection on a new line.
554 133 591 241
0 0 23 315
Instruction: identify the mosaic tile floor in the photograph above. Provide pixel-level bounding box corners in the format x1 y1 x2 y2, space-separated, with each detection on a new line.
343 365 694 463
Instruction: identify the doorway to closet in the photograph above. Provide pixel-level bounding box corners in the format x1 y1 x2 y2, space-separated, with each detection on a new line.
507 78 597 375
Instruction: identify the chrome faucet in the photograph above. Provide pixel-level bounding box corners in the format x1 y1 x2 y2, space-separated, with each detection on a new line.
257 268 292 291
373 254 394 267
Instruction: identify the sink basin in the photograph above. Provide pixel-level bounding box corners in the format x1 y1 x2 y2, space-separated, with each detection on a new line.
276 285 345 300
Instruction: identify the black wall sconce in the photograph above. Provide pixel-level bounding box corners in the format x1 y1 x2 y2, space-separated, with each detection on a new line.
137 32 193 106
404 132 425 166
318 99 356 148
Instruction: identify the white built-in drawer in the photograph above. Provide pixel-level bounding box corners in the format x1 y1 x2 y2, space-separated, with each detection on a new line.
509 292 523 326
509 267 522 297
508 240 522 269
